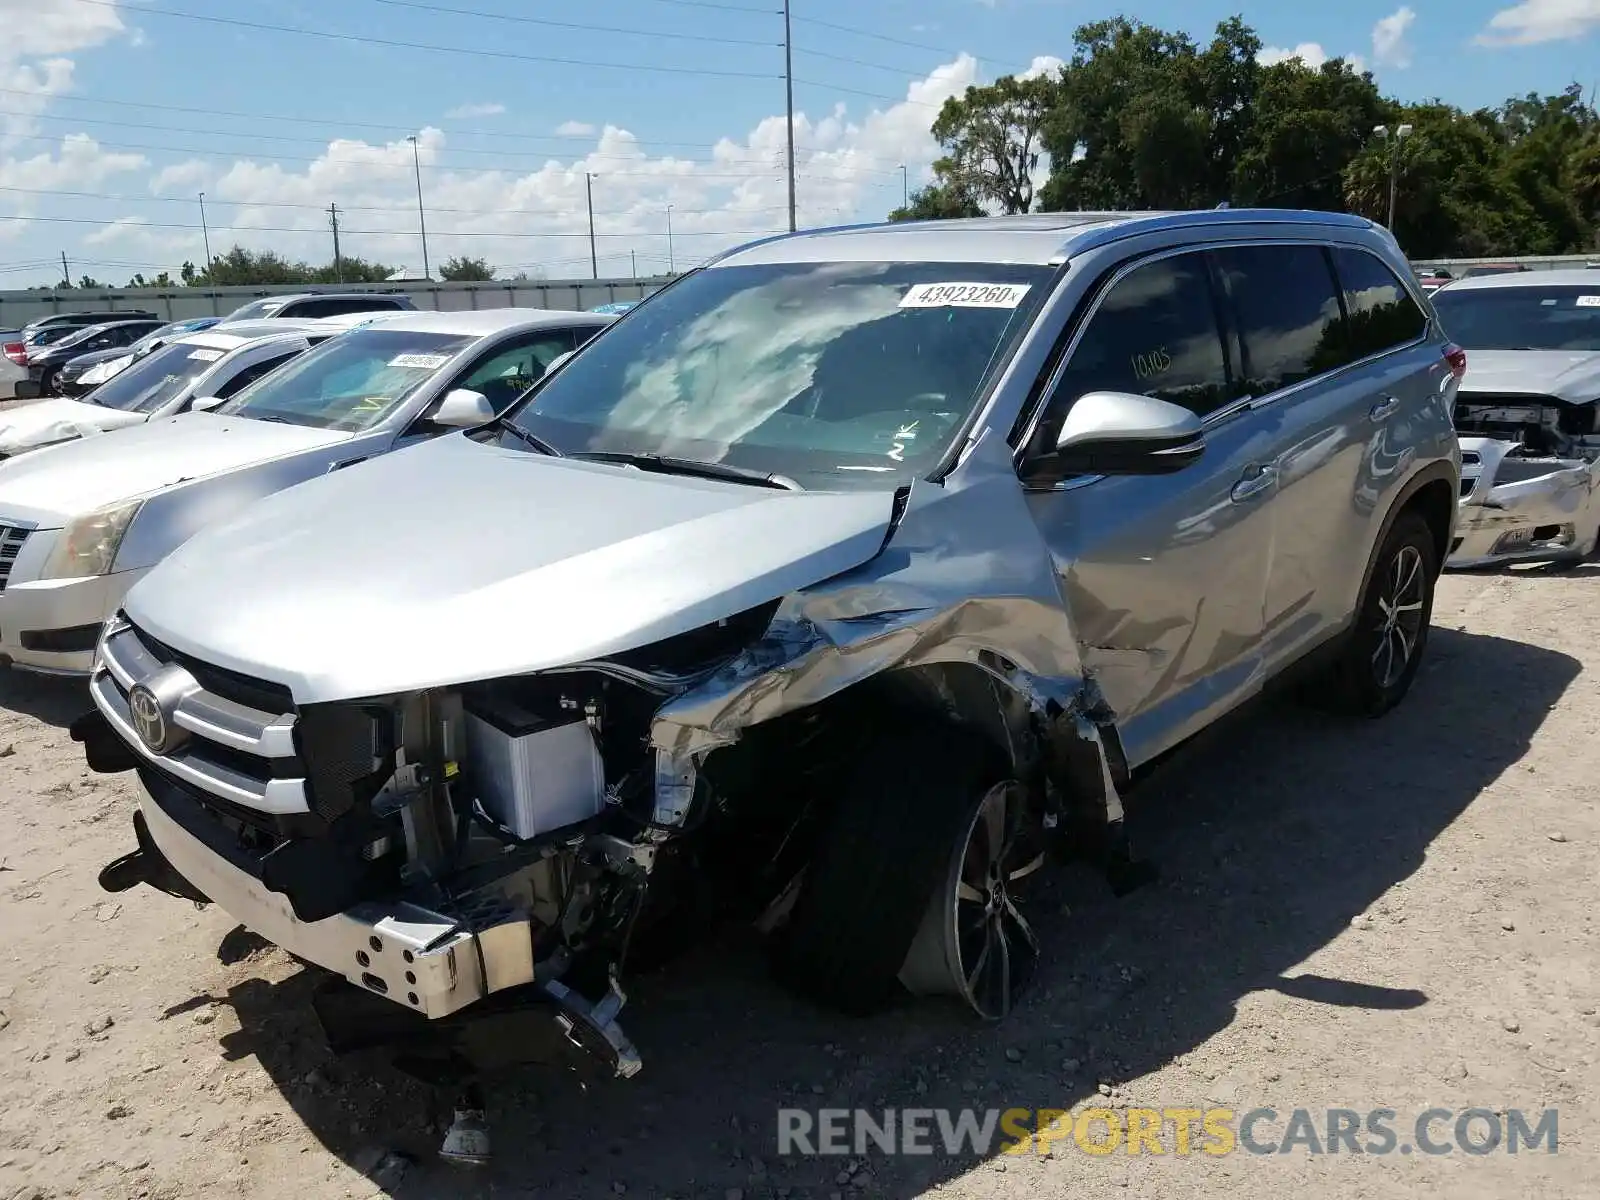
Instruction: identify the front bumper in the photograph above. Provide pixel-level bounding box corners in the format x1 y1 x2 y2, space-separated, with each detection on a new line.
102 770 642 1073
131 774 517 1018
1448 440 1600 569
0 567 146 675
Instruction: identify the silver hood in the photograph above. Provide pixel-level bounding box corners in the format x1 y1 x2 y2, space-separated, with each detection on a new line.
1457 349 1600 403
0 396 146 455
123 434 898 702
0 413 352 526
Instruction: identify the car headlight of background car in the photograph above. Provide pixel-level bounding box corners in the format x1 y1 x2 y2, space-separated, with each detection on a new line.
40 499 145 579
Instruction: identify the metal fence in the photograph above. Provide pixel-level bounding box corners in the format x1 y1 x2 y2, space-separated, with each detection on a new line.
0 276 673 329
1411 254 1600 274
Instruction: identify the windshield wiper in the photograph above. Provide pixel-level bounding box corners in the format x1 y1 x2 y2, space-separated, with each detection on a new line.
572 450 802 491
487 415 562 456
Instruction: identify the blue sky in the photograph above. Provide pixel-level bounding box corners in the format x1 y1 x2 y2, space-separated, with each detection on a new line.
0 0 1595 286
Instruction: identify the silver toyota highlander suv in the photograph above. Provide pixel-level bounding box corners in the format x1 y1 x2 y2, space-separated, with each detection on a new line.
79 210 1462 1095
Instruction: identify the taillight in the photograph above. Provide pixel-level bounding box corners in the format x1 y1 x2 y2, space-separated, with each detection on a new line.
2 342 25 367
1443 342 1467 380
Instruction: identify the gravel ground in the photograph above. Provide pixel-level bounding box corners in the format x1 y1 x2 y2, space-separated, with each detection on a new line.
1 565 1596 1200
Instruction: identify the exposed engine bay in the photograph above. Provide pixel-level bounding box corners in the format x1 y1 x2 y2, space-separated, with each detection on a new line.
1453 393 1600 460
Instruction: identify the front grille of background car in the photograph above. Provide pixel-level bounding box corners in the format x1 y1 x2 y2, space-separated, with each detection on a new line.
0 525 32 591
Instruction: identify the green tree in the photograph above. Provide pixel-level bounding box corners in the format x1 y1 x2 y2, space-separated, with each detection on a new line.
1232 58 1387 209
888 181 986 221
929 73 1059 213
309 255 394 284
438 255 495 281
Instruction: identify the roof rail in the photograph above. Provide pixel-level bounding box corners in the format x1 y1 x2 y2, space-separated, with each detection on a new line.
1058 207 1376 259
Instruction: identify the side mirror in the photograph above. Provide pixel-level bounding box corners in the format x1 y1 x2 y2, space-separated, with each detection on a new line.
190 394 227 412
432 387 495 428
1049 391 1205 476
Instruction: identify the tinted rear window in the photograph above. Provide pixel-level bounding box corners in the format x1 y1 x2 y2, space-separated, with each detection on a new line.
1212 245 1346 395
1333 247 1427 358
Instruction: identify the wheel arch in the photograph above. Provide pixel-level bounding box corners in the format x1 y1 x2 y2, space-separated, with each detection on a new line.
1357 461 1458 606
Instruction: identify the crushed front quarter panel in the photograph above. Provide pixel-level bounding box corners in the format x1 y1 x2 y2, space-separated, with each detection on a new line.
1449 435 1600 567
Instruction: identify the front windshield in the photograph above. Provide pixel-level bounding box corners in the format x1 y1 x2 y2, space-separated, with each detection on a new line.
82 340 225 412
215 327 474 430
501 260 1052 487
1434 286 1600 351
224 298 289 322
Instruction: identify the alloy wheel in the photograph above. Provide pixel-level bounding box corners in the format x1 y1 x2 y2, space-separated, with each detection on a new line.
899 781 1045 1021
1372 543 1426 689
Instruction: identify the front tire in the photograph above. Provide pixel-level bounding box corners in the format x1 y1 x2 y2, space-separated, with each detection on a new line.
772 724 1043 1019
1327 511 1438 716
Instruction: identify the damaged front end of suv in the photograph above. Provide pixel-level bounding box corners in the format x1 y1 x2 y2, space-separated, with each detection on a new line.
75 428 1132 1083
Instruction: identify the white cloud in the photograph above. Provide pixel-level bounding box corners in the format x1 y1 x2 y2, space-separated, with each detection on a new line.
556 120 597 138
1372 6 1417 67
445 102 505 119
1019 55 1064 80
0 133 144 192
150 160 210 193
0 0 124 61
1260 42 1331 68
77 56 987 280
1476 0 1600 44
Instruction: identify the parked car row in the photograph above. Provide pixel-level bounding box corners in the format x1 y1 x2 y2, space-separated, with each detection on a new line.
0 292 417 401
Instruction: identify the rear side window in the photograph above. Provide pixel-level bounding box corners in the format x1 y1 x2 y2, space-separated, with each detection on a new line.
1332 247 1427 358
1212 245 1346 395
1043 251 1232 430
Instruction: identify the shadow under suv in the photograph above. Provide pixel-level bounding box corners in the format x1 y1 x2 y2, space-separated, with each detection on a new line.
80 209 1463 1109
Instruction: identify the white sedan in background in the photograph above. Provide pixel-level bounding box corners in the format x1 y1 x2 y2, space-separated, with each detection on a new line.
0 307 611 674
0 314 390 461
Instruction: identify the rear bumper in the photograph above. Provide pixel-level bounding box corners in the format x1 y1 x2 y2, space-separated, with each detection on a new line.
0 569 144 675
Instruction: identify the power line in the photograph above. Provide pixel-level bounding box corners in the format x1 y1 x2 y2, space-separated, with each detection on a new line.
67 0 778 79
0 183 790 219
362 0 779 47
0 86 917 165
4 213 785 239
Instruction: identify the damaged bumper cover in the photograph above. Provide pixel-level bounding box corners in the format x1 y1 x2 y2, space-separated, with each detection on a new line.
1449 436 1600 567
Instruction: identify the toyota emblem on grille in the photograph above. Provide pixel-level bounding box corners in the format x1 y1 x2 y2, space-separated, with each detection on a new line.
128 684 172 754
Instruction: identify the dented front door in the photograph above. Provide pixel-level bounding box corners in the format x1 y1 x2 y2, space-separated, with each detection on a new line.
1020 249 1277 770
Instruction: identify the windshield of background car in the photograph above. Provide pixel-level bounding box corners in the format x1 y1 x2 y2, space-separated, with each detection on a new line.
215 327 474 430
223 298 289 322
500 260 1052 487
1433 286 1600 351
82 340 226 412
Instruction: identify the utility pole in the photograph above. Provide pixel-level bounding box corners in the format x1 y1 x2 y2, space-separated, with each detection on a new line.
585 172 598 280
407 135 430 280
60 250 70 289
198 192 212 266
329 203 344 284
899 164 908 208
630 248 637 277
782 0 796 232
666 204 674 274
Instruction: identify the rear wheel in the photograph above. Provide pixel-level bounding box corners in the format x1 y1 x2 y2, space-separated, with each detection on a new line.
38 367 59 396
772 724 1044 1018
1326 511 1438 716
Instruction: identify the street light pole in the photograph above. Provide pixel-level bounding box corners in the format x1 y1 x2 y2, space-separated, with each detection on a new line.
407 135 431 281
666 204 674 274
585 172 598 280
1374 123 1415 231
197 192 212 266
899 164 908 208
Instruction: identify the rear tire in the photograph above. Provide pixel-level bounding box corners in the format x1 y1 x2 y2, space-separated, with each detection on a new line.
1325 511 1438 716
772 723 1040 1018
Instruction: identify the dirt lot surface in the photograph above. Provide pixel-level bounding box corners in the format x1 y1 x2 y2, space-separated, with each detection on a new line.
1 566 1596 1200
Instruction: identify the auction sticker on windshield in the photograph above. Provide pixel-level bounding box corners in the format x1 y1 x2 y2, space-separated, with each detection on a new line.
1577 296 1600 308
187 348 224 362
389 352 451 370
899 282 1032 309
